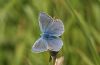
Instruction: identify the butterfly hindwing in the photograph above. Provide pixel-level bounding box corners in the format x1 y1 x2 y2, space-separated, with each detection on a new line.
47 37 63 51
32 38 48 53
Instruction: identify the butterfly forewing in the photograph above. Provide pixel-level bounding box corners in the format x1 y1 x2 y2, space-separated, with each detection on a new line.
39 12 53 32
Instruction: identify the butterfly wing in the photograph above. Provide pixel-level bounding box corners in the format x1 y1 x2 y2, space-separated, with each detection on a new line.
47 37 63 51
46 19 64 36
32 38 48 53
39 12 53 32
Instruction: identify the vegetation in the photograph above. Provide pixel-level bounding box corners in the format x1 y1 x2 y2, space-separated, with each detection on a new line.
0 0 100 65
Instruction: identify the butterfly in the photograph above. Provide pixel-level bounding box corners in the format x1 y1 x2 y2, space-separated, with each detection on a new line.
32 12 64 53
32 12 64 63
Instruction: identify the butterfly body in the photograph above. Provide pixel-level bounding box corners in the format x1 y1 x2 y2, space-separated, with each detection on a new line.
42 33 58 40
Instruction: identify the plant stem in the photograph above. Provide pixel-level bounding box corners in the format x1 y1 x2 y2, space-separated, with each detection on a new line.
52 56 56 65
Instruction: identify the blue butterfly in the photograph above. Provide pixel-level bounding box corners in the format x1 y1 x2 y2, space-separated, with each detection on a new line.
32 12 64 53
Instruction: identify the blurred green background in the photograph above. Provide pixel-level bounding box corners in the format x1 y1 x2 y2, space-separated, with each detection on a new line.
0 0 100 65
